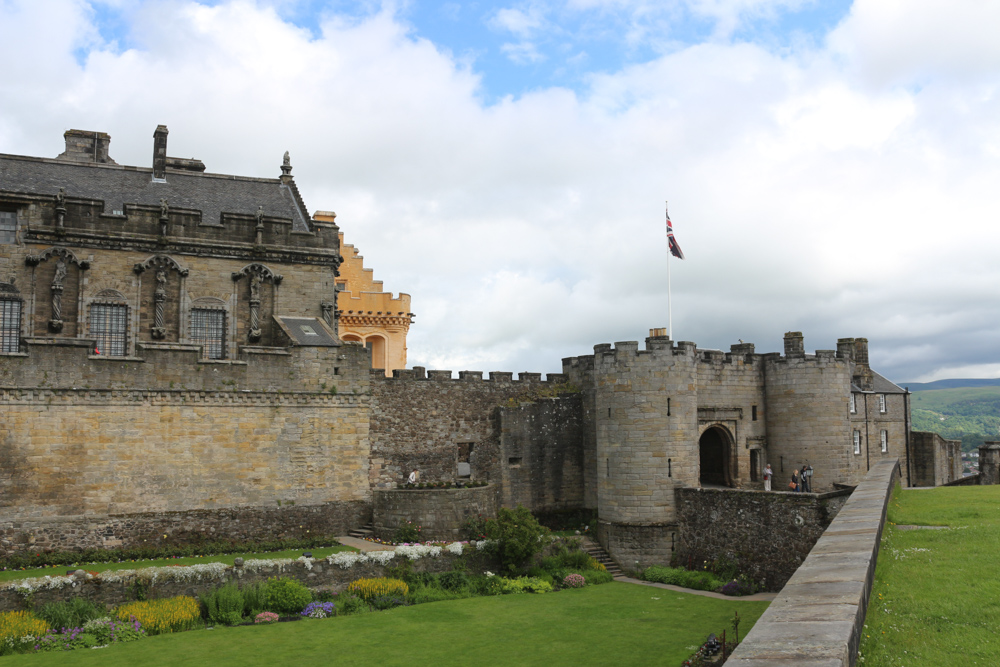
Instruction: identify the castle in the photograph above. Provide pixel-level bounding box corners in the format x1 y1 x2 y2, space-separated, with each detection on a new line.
0 127 931 574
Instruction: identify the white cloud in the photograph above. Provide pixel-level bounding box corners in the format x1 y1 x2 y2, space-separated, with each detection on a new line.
1 0 999 382
490 5 547 37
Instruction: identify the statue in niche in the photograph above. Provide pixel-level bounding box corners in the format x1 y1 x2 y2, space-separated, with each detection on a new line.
159 198 169 219
248 272 262 342
49 258 67 332
151 268 167 339
55 188 67 229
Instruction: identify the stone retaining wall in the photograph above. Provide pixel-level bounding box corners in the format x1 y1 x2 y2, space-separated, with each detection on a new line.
0 550 498 613
728 458 899 666
372 486 497 541
675 487 852 590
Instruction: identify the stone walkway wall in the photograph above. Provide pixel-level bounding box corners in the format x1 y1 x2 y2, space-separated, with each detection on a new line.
727 458 899 666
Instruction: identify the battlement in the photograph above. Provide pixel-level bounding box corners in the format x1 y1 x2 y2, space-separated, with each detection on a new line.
372 366 569 384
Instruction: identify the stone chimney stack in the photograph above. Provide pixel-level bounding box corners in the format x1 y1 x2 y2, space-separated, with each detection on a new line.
837 338 855 360
56 130 116 164
852 337 874 390
152 125 168 180
783 331 805 358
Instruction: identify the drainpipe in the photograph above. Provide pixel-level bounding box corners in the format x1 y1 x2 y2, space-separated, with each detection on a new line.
904 389 912 487
864 393 870 472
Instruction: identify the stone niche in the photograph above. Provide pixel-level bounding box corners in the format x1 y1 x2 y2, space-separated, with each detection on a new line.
372 486 497 542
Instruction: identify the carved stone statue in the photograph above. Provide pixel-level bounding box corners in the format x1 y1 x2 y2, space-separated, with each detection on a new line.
55 188 66 209
159 198 169 219
283 151 290 168
151 268 167 339
49 258 67 332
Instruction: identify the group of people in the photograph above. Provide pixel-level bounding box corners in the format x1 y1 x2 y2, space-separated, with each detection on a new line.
762 463 812 492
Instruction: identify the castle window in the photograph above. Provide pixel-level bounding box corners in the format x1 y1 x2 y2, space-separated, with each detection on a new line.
0 211 16 244
90 303 128 356
751 405 758 421
878 394 886 413
508 457 522 468
853 430 861 455
191 308 226 359
0 296 22 353
881 430 888 453
849 394 856 413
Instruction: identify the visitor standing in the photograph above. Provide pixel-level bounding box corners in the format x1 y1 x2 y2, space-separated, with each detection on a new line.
763 463 773 491
790 469 799 492
800 465 811 493
408 468 419 485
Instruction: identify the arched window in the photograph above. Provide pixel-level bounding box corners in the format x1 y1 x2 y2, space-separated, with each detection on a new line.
90 290 129 356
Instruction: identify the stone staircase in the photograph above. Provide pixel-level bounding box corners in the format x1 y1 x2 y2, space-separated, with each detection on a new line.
348 523 375 540
581 539 623 577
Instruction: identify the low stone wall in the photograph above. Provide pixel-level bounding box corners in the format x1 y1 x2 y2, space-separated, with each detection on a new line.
0 501 369 557
596 521 675 572
728 458 900 666
675 487 852 590
0 549 498 613
943 474 980 487
373 486 497 541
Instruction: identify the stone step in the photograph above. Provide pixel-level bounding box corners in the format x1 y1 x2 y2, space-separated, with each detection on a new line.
348 523 374 539
581 542 624 575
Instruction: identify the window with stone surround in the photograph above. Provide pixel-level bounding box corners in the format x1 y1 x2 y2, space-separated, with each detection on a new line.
878 394 886 413
0 295 21 353
849 394 856 413
853 430 861 455
191 308 226 359
881 429 888 453
0 210 16 244
90 303 128 356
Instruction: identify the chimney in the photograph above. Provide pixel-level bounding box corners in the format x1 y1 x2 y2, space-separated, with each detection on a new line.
152 125 168 180
852 337 874 390
783 331 805 358
56 130 117 164
836 337 855 360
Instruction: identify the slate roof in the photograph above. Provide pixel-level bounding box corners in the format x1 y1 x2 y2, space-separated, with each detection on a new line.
0 153 311 232
852 371 906 394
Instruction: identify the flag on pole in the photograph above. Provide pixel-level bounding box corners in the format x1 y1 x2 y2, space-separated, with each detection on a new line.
666 206 684 260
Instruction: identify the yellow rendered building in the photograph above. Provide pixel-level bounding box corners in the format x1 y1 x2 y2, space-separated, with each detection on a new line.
313 211 413 375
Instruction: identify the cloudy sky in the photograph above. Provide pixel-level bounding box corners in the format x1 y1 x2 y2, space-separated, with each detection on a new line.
2 0 998 384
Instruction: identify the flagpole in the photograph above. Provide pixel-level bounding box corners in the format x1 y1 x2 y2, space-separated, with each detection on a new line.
667 201 672 340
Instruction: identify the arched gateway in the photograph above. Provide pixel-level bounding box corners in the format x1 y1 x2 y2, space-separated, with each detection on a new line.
699 426 734 487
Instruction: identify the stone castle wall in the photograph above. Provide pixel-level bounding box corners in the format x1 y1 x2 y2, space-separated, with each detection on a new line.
763 352 854 491
368 368 571 494
372 486 497 541
0 345 371 557
498 395 586 512
909 431 961 487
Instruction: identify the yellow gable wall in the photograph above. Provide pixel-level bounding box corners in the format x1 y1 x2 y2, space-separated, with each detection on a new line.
314 211 412 376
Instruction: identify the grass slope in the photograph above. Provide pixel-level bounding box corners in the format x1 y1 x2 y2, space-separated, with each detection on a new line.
858 485 1000 666
5 583 768 667
909 386 1000 452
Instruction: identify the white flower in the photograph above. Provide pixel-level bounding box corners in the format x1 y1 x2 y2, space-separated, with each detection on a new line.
367 550 396 565
329 552 364 569
446 542 464 555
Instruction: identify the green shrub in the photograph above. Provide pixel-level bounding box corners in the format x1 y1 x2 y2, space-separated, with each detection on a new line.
581 569 613 585
262 577 313 615
525 567 555 587
461 514 490 541
36 598 104 630
242 582 268 617
485 505 550 573
408 585 469 605
642 565 725 592
470 574 506 596
370 595 410 610
394 520 422 544
333 592 369 615
497 576 553 594
201 583 245 625
438 571 470 591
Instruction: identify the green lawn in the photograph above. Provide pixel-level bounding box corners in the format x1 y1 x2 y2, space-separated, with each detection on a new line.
0 545 356 584
4 582 768 666
858 485 1000 666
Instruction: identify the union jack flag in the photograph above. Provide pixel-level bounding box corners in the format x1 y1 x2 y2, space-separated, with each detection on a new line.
666 205 684 260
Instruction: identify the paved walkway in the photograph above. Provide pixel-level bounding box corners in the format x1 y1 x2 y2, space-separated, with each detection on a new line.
337 536 396 552
614 576 777 601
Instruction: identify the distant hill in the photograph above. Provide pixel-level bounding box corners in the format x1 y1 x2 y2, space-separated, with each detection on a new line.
900 378 1000 391
908 384 1000 452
